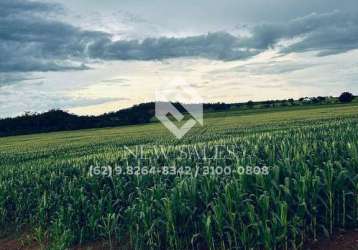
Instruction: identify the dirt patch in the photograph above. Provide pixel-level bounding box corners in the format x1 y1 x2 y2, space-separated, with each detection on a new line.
306 231 358 250
73 240 119 250
73 239 130 250
1 231 357 250
72 241 110 250
0 229 132 250
0 232 39 250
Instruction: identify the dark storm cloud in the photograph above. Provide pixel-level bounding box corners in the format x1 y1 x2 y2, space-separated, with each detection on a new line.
80 9 358 61
0 0 61 17
243 11 358 56
0 0 257 73
88 32 258 60
282 11 358 55
1 0 358 74
0 0 109 73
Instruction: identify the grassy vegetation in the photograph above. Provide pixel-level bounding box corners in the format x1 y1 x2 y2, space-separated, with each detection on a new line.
0 103 358 249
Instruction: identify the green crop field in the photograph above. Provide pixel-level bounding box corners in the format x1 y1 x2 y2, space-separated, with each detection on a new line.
0 103 358 249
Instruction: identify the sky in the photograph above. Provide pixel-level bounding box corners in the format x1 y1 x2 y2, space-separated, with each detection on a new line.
0 0 358 118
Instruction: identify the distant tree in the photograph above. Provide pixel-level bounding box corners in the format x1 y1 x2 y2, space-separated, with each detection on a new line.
310 97 319 104
317 96 326 102
263 100 274 108
247 100 254 108
339 92 355 103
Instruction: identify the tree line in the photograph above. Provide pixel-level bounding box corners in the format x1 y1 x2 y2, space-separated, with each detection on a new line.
0 92 355 137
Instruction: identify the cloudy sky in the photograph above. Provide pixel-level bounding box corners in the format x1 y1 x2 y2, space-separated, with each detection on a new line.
1 0 358 117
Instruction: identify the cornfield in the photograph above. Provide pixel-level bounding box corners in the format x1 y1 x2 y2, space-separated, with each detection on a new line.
0 105 357 249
